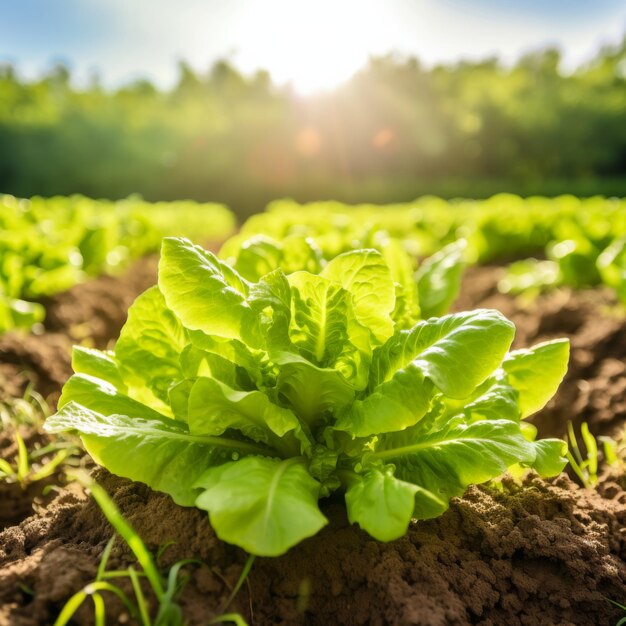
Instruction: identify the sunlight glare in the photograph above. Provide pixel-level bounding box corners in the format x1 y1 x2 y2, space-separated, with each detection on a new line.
234 0 382 94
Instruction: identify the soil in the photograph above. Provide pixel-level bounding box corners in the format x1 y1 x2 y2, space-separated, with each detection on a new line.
1 469 625 626
0 426 81 530
40 256 158 349
1 262 626 626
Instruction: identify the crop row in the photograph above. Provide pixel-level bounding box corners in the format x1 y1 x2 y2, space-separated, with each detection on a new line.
0 194 234 332
5 193 626 336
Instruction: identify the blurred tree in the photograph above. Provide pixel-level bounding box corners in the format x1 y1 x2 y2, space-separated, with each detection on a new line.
1 39 626 216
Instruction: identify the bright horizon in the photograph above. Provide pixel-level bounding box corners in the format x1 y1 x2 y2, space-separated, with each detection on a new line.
2 0 626 94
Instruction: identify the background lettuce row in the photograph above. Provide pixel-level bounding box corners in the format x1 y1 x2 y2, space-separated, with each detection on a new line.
0 194 234 333
46 236 569 556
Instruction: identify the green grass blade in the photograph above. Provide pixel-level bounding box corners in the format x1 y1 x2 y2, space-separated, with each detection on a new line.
222 554 255 613
89 481 165 599
210 613 249 626
53 590 88 626
567 422 585 466
96 536 116 581
86 581 141 619
128 566 152 626
156 540 176 563
28 449 74 482
565 451 590 489
0 458 16 478
608 598 626 611
92 593 106 626
15 431 30 481
581 422 598 480
599 436 619 466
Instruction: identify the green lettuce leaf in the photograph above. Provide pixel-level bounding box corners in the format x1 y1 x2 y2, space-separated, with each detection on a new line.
372 419 535 518
71 346 126 391
321 249 396 344
115 286 187 411
159 237 259 345
59 374 169 422
416 239 466 319
46 402 268 506
528 438 568 476
503 339 570 418
188 377 310 456
345 466 422 542
195 456 328 556
335 368 435 437
369 309 515 397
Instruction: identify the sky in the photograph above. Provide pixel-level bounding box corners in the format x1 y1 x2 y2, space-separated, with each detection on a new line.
2 0 626 93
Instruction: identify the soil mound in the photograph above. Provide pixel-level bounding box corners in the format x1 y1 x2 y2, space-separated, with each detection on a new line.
1 470 625 626
41 256 158 349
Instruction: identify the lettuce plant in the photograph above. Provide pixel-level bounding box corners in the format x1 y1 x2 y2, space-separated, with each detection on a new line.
46 237 569 556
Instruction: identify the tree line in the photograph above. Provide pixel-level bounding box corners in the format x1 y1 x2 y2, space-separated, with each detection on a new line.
1 38 626 216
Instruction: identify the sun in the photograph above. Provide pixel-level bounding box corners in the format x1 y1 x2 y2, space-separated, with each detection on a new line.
234 0 378 94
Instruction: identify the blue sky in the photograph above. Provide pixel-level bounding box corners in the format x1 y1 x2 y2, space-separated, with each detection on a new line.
2 0 626 92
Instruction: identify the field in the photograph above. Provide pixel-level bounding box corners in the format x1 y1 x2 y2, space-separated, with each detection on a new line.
1 194 626 626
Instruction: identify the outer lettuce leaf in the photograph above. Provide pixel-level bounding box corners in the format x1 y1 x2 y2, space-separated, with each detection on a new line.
528 438 568 476
337 310 515 437
345 466 422 542
46 402 269 506
59 374 169 422
416 239 466 319
159 237 259 345
195 457 328 556
115 286 187 411
71 346 126 391
373 419 535 518
369 309 515 397
438 375 521 426
502 339 570 418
